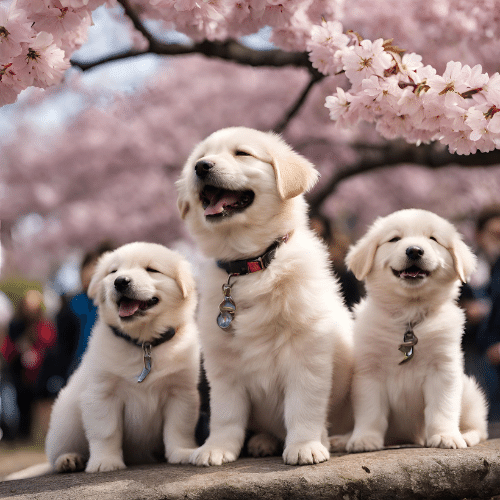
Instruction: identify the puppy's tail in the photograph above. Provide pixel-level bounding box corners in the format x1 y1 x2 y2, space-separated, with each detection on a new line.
4 462 52 481
460 374 489 446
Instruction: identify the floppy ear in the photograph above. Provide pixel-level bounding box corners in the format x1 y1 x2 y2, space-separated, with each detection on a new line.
174 259 196 299
345 231 379 281
450 238 477 283
175 178 190 219
177 198 190 220
268 138 319 200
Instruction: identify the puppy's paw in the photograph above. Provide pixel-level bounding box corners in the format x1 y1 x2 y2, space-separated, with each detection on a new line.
55 453 86 473
329 432 351 452
167 448 196 465
85 456 126 473
461 430 482 447
426 433 467 449
346 433 384 453
283 441 330 465
190 445 238 466
247 433 281 457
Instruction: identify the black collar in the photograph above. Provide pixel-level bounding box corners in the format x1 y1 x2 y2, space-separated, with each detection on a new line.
216 233 291 276
110 325 175 348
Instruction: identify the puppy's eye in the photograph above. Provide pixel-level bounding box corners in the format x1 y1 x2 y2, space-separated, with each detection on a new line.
235 150 251 157
146 267 160 273
388 236 401 243
429 236 438 242
108 269 117 275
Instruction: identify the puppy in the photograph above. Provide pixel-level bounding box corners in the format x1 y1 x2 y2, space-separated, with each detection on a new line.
176 127 354 466
45 242 200 473
345 209 488 452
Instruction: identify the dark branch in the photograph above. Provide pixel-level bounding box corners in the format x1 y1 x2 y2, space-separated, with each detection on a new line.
273 70 325 134
308 142 500 214
71 0 312 72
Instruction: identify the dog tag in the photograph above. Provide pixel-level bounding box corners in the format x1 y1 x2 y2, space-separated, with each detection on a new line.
137 342 152 382
398 328 418 364
217 278 236 330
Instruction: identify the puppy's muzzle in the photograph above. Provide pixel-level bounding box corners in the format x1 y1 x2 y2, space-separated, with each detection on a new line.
406 246 424 260
195 160 214 179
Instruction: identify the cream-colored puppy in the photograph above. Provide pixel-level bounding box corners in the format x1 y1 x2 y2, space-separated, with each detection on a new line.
345 209 488 452
45 242 200 473
176 127 353 466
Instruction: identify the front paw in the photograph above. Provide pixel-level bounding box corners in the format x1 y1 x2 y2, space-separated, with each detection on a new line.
85 456 126 473
55 453 86 473
283 441 330 465
346 433 384 453
247 433 281 457
167 448 196 464
426 433 467 449
190 444 238 466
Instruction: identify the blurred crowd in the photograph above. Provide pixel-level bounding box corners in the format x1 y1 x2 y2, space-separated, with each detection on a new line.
2 208 500 444
0 242 113 443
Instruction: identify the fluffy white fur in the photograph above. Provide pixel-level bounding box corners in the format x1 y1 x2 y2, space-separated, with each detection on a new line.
345 209 488 452
45 242 200 473
176 127 354 466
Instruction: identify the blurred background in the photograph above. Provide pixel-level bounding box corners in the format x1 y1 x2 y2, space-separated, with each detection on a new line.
2 0 500 478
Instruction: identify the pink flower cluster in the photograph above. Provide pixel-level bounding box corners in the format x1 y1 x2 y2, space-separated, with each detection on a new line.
0 0 103 106
309 21 500 155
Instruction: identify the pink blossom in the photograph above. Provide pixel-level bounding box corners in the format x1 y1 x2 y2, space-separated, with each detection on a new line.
14 31 69 88
341 39 393 90
0 5 33 61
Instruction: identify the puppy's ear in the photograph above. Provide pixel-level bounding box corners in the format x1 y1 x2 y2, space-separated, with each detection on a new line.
450 238 477 283
174 259 196 299
175 178 190 219
177 198 190 219
345 232 379 281
87 253 110 303
268 137 319 200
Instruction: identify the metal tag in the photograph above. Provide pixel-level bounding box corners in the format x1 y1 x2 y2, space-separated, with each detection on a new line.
217 275 236 330
137 342 152 382
398 328 418 365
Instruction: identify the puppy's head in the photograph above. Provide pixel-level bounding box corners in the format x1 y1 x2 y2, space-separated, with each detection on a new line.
176 127 319 257
87 242 196 340
346 209 476 299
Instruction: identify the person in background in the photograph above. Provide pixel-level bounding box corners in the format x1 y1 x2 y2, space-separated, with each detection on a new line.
310 213 364 310
65 242 114 376
1 290 56 439
467 206 500 422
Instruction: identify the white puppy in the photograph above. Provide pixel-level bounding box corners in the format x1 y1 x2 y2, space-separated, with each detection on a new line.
45 242 200 473
345 209 488 452
176 127 354 466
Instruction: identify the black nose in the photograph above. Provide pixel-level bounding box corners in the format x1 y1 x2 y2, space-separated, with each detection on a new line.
114 276 131 292
195 160 214 179
406 246 424 260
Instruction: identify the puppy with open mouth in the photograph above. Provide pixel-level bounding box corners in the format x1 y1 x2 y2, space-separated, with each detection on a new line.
176 127 354 466
45 242 200 473
345 209 488 452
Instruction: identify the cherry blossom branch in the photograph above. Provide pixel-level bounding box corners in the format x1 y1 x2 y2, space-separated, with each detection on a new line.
72 0 311 72
308 21 500 156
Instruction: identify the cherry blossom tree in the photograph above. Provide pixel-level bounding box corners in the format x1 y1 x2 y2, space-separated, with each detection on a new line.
3 0 500 280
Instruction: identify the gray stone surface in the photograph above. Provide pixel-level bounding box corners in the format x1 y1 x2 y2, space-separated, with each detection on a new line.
1 440 500 499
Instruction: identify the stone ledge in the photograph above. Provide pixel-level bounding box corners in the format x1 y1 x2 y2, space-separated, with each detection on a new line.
2 440 500 500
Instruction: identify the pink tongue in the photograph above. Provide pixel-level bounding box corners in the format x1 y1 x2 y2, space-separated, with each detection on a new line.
204 192 240 216
119 300 141 318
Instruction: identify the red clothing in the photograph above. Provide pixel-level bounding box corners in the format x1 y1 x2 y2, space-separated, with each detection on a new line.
1 319 56 385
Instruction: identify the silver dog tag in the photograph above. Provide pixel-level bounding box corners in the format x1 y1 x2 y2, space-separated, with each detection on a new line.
398 328 418 364
217 276 236 330
137 342 152 382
